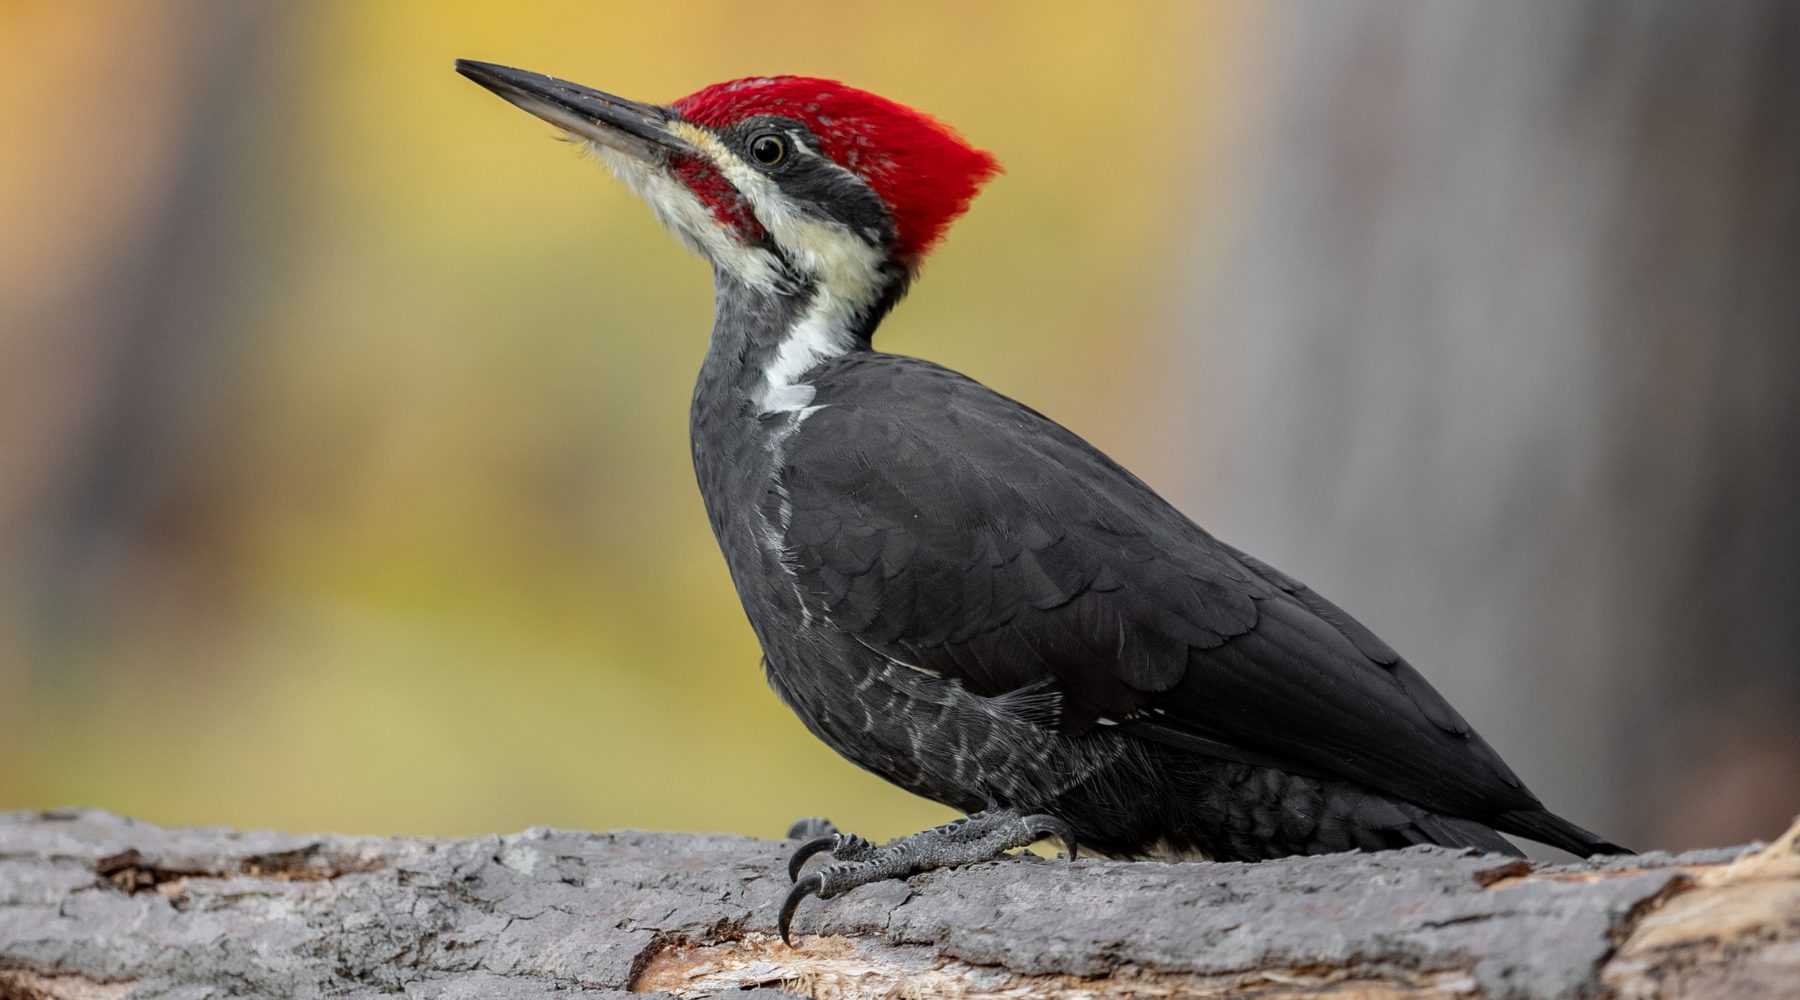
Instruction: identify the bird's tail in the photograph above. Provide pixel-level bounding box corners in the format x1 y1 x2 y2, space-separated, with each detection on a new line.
1409 811 1524 857
1492 809 1633 857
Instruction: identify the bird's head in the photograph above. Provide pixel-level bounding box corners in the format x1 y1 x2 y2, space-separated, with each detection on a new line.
457 60 998 331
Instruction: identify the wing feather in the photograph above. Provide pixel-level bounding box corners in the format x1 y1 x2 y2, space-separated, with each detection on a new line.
780 353 1533 816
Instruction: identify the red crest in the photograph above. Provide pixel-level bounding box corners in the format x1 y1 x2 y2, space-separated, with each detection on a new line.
673 77 1000 263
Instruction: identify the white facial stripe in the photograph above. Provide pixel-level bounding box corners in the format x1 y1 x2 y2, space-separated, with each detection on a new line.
669 124 886 303
585 143 784 291
666 122 889 415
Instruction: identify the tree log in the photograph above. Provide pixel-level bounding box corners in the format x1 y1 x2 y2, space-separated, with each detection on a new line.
1 810 1795 999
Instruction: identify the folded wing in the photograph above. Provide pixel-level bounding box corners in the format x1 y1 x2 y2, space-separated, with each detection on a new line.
780 354 1540 821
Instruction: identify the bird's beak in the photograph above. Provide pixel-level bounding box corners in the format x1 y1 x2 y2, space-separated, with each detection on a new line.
455 59 696 162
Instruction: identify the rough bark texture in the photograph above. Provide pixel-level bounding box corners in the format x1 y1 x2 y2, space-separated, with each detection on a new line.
2 811 1797 999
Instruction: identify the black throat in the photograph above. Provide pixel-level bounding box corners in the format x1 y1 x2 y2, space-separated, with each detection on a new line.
687 253 911 620
688 262 910 449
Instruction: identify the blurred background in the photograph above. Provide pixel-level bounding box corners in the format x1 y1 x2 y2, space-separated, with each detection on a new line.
1 0 1795 855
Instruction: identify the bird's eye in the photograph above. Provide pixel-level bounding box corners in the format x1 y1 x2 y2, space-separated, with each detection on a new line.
751 133 786 166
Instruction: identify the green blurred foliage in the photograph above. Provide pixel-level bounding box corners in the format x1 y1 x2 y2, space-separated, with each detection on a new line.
0 0 1242 839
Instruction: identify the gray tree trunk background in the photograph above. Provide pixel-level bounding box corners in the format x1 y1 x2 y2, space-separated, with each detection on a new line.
1166 0 1800 853
0 0 290 671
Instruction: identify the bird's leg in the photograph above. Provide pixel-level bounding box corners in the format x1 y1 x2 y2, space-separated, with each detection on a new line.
779 809 1075 944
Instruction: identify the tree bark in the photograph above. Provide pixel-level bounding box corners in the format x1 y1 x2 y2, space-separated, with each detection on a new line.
1 810 1794 999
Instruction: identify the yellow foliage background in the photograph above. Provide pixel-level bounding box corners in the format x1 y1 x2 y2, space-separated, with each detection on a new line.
0 1 1251 840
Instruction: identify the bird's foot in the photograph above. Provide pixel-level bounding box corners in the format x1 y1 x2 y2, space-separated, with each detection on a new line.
779 809 1075 944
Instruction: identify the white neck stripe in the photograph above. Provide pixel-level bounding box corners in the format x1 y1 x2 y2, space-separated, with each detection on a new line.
757 294 854 414
579 122 889 413
658 129 886 416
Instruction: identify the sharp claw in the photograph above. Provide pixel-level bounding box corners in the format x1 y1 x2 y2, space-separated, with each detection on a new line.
1023 813 1078 861
788 835 838 882
779 872 824 946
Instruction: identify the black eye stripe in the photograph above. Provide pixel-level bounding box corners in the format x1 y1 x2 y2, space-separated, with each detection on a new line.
751 133 786 166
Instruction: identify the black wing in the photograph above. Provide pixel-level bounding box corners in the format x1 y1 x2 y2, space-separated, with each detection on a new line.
780 353 1538 819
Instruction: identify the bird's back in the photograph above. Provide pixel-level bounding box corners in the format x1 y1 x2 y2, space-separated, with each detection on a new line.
760 350 1621 859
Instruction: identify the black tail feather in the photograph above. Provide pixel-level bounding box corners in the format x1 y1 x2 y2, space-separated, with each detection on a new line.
1492 809 1633 857
1412 811 1525 857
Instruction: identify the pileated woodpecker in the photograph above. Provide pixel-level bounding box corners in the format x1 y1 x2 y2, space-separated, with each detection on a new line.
456 61 1630 943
